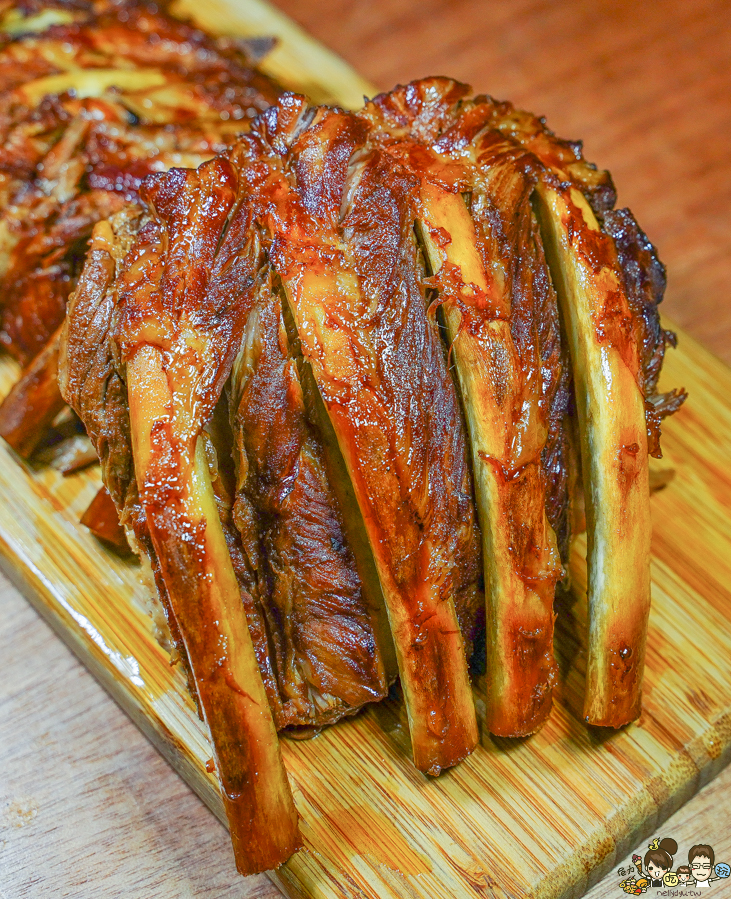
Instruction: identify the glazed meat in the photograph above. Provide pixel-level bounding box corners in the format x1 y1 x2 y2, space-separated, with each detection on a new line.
358 87 570 736
226 100 484 774
61 163 303 875
0 0 282 458
0 322 65 457
357 78 686 730
229 276 393 732
223 81 682 742
0 0 280 361
58 75 686 874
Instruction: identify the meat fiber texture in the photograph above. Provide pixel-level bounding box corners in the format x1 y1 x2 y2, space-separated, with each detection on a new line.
57 75 690 873
59 186 394 735
61 78 686 763
0 0 281 365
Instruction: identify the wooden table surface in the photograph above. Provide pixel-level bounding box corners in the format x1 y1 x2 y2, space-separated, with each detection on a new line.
2 0 731 896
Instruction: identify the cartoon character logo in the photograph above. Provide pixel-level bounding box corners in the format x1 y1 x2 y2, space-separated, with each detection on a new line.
689 844 715 888
645 837 678 887
617 838 731 893
619 839 730 893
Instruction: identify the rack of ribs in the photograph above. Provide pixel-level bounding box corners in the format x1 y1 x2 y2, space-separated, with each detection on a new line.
56 77 685 872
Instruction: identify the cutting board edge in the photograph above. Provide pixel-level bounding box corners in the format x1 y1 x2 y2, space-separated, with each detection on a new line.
5 517 731 899
0 532 230 828
557 737 731 899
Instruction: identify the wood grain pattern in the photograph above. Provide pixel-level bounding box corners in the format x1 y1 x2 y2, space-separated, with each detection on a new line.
0 572 278 899
1 321 728 899
3 1 731 897
5 570 731 899
5 567 730 899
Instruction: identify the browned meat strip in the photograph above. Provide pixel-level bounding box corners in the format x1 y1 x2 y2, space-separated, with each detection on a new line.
603 208 688 457
228 98 482 774
58 204 145 534
80 486 130 550
0 324 65 457
229 274 391 731
360 81 568 735
62 161 302 873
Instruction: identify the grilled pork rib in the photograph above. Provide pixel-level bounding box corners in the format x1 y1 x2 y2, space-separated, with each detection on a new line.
229 275 393 732
363 87 569 736
61 162 304 874
223 98 483 774
226 82 681 741
57 75 685 874
353 78 683 731
0 0 282 458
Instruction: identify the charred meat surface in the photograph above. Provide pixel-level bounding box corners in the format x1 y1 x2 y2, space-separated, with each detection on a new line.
227 97 483 774
359 83 569 735
63 160 302 874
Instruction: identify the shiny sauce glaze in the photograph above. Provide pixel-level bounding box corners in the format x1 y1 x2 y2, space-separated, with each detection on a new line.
229 98 481 773
370 86 565 735
229 271 390 729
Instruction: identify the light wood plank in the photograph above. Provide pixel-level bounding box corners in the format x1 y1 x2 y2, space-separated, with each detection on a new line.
3 1 731 896
1 313 730 899
172 0 373 108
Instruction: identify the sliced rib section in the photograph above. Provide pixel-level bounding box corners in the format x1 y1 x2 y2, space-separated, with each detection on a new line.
363 82 566 736
534 179 652 726
0 325 65 457
229 270 391 731
63 159 301 873
231 99 480 773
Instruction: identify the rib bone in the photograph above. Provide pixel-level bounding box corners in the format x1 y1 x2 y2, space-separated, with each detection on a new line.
534 180 651 726
115 158 301 872
417 181 563 736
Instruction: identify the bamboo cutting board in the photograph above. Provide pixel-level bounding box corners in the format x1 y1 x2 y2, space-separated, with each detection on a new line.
3 2 731 897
